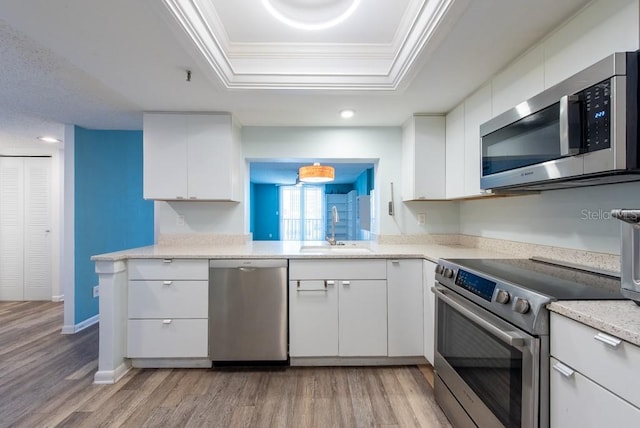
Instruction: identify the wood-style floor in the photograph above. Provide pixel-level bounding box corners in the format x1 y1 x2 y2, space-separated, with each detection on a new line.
0 301 451 428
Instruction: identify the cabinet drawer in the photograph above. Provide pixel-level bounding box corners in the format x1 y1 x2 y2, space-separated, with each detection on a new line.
128 280 208 319
128 258 208 280
127 319 208 358
551 313 640 408
550 357 640 427
289 259 386 280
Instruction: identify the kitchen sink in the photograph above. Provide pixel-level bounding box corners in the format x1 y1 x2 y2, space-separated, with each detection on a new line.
299 244 373 254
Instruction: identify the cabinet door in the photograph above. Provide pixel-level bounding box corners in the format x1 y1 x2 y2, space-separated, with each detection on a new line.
423 260 436 364
339 279 387 356
187 114 235 200
445 104 465 199
550 357 640 428
289 280 338 357
464 84 492 196
143 113 188 200
387 259 423 356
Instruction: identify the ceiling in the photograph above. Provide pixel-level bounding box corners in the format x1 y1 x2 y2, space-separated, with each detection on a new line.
0 0 592 146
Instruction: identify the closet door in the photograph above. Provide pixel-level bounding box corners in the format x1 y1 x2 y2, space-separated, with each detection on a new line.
23 158 51 300
0 157 25 300
0 157 51 301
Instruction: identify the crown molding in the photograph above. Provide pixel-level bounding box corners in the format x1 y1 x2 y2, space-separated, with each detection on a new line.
162 0 458 90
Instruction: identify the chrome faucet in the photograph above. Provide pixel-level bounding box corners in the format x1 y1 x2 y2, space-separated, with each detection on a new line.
327 205 339 245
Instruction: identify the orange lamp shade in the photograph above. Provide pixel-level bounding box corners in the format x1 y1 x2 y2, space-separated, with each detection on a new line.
298 162 335 183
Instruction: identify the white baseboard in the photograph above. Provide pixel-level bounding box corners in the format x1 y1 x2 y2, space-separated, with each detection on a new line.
94 362 131 384
51 295 64 302
61 314 99 335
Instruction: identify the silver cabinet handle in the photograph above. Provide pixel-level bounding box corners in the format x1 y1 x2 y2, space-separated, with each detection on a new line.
296 280 327 292
594 332 622 348
391 260 400 264
163 281 173 285
342 281 351 286
326 280 335 286
162 319 172 324
432 285 530 348
189 196 197 200
552 362 575 378
162 259 172 264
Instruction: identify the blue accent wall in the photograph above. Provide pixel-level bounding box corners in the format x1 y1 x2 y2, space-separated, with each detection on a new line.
325 183 354 194
74 127 154 323
251 183 280 240
354 168 374 196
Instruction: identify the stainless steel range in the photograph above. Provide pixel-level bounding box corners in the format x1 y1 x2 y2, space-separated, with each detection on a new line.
432 257 623 428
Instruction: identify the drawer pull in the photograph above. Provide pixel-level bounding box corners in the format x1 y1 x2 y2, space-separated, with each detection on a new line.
594 332 622 348
552 362 575 378
163 281 173 285
342 281 351 286
326 280 335 286
162 319 172 324
391 259 400 264
296 280 327 292
162 259 173 264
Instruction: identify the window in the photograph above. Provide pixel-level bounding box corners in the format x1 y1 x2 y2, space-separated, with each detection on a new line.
280 185 324 241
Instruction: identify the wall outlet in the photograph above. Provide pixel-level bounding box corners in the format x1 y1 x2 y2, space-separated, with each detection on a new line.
93 285 99 298
177 214 185 226
417 213 426 225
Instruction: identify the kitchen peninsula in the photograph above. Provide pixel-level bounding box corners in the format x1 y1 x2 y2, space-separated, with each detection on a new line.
91 238 508 384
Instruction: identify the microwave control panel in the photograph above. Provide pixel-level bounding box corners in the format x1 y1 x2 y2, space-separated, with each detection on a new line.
582 80 611 152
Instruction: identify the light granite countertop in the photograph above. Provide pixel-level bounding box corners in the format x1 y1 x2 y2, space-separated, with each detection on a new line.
548 300 640 347
91 240 508 263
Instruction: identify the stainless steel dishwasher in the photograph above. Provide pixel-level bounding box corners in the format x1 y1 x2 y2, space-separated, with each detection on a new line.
209 259 288 363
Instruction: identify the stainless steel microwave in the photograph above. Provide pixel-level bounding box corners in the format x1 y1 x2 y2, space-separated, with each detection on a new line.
480 51 640 192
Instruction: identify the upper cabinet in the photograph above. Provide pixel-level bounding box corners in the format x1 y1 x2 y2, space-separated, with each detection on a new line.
445 84 493 199
143 112 241 201
401 115 446 201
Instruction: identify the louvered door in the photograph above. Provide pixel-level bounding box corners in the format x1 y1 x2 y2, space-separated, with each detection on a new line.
0 157 51 300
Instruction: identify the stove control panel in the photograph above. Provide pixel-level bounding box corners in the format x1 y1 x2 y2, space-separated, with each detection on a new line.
454 268 496 302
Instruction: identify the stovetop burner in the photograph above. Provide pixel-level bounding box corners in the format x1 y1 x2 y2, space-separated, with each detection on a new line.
434 257 625 335
445 258 622 300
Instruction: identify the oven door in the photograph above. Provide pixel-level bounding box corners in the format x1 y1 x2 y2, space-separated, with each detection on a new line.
433 285 540 428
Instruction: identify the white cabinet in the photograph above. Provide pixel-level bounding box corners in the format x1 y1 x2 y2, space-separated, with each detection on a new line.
445 104 465 199
423 259 436 364
387 259 423 356
143 112 240 201
289 279 339 357
126 258 209 359
550 313 640 427
463 84 492 196
339 279 387 356
401 115 446 200
289 259 387 357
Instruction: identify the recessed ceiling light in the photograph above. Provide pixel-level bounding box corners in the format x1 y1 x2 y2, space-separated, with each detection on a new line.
261 0 361 31
38 136 62 143
340 109 355 119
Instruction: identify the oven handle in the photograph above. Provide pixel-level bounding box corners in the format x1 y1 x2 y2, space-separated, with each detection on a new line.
433 285 529 348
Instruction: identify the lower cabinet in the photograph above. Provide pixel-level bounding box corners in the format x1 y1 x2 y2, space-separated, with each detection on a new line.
387 259 424 357
289 259 388 357
126 258 209 359
423 259 436 364
550 313 640 427
338 279 387 356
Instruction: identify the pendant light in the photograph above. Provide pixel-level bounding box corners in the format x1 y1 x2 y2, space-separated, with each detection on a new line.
298 162 335 183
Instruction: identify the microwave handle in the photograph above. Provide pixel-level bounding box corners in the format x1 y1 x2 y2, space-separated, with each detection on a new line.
559 94 581 156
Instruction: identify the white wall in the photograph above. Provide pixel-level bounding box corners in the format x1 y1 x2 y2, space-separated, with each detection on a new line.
460 182 640 254
453 0 640 254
